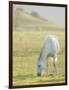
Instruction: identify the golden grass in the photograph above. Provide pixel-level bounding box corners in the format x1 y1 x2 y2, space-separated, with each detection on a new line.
13 30 65 86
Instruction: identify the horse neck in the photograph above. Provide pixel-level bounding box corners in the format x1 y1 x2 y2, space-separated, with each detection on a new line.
38 48 47 65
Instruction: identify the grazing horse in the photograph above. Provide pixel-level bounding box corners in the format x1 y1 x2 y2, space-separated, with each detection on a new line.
37 35 60 76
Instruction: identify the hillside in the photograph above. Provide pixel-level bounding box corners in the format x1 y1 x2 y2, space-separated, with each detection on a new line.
13 8 64 31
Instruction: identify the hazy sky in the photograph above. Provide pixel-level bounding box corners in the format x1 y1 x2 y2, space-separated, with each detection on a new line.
13 4 65 25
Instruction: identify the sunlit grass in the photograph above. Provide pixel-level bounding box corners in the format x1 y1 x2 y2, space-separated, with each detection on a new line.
13 30 65 86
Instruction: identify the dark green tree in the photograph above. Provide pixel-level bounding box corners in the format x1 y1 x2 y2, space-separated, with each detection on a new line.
31 11 39 17
16 8 24 12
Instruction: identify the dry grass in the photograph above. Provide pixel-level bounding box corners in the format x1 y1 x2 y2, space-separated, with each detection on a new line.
13 30 65 86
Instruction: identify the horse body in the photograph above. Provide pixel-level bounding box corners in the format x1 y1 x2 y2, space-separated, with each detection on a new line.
37 35 60 76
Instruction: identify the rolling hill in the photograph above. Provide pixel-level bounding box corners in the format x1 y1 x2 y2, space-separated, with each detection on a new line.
13 8 64 31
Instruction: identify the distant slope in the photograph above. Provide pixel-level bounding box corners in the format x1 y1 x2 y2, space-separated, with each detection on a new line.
13 8 64 31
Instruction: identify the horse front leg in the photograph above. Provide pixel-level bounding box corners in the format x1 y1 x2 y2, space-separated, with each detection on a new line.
52 56 57 75
46 59 48 76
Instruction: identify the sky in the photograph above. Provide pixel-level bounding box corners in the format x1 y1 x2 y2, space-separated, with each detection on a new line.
13 4 65 25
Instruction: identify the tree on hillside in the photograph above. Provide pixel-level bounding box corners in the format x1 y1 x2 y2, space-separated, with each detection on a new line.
16 8 24 12
31 11 48 21
31 11 39 17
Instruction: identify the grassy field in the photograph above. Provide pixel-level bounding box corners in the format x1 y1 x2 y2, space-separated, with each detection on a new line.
13 30 65 86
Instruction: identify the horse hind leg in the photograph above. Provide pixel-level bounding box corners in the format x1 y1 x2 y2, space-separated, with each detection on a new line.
52 56 57 75
50 57 54 75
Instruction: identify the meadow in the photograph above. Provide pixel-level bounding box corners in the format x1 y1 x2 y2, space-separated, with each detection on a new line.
13 30 65 86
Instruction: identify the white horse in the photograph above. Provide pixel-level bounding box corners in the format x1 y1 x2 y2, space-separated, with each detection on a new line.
37 35 60 76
